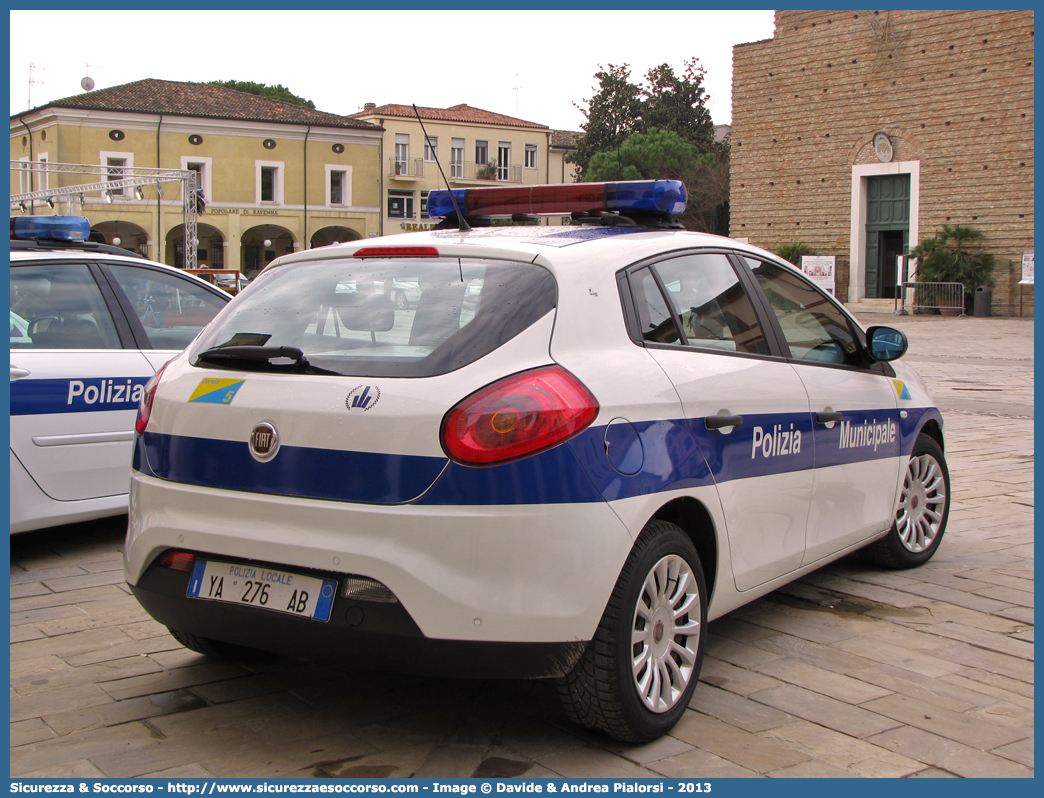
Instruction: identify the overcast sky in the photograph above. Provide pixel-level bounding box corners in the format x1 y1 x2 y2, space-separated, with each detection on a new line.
10 10 775 130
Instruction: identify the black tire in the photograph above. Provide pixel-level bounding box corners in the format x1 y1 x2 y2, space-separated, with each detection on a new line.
862 433 950 569
168 627 269 661
556 520 707 743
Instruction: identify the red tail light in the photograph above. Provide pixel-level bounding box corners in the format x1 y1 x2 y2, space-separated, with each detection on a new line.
441 366 599 466
157 551 196 572
135 360 171 436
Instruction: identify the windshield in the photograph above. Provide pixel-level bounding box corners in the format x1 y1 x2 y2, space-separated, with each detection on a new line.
192 257 556 378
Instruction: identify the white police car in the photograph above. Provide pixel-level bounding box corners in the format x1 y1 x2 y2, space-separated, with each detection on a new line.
10 216 231 533
124 181 949 742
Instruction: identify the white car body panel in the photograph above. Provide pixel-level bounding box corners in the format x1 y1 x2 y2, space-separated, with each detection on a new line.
10 350 155 502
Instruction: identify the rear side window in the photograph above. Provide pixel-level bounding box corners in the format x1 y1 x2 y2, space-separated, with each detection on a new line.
193 257 557 377
10 263 121 350
630 253 770 356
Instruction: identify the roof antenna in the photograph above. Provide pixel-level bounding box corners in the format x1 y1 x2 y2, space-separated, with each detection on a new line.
412 104 470 232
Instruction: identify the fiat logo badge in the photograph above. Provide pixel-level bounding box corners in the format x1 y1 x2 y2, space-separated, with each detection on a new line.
249 422 279 462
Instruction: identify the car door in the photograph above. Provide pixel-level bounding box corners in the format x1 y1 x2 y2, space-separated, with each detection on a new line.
10 260 155 502
742 258 903 564
625 251 815 592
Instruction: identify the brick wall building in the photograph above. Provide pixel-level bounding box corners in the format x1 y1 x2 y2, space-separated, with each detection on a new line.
731 10 1033 315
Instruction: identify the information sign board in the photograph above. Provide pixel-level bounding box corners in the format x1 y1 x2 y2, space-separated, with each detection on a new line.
801 255 836 296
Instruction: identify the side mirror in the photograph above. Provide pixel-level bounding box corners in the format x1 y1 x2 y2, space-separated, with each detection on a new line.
865 325 908 362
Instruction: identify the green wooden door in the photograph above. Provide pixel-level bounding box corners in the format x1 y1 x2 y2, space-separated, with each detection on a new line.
865 175 910 298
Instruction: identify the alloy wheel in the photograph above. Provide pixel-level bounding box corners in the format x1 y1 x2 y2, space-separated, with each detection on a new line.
630 554 702 713
896 452 948 553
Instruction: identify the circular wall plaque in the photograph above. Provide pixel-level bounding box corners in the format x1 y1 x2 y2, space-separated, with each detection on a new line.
263 139 277 150
108 129 125 141
189 134 203 145
873 131 894 163
332 143 345 154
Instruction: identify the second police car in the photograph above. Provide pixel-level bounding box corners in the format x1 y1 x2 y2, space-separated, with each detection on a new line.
10 216 231 533
125 181 949 742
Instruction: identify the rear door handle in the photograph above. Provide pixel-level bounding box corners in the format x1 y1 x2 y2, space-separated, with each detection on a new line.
706 414 744 430
816 411 843 424
10 366 31 381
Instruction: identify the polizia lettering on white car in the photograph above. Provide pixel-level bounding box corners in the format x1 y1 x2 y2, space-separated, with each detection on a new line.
10 215 231 533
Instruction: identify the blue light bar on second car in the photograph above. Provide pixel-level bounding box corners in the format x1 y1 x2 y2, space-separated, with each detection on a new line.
10 215 92 242
426 180 687 220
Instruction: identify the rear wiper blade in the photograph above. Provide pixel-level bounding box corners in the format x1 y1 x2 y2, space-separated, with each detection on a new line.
196 345 338 374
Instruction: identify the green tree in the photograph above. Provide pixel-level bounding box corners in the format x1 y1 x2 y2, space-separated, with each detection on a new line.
641 59 715 153
586 129 707 182
585 129 728 234
569 64 643 180
570 60 718 179
569 59 727 232
208 80 315 109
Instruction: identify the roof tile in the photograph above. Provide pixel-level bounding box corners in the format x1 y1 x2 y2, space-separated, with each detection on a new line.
351 103 548 130
27 79 378 130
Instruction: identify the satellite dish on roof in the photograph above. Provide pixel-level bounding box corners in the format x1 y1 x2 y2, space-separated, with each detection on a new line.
81 76 95 91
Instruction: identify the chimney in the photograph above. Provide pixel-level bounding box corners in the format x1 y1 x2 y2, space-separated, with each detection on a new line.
363 102 376 111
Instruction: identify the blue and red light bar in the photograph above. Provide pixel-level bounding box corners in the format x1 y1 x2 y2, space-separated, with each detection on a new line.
426 180 687 220
11 215 91 242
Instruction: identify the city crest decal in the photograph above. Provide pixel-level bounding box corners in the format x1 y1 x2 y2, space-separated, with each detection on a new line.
892 380 912 400
346 385 380 412
189 378 245 405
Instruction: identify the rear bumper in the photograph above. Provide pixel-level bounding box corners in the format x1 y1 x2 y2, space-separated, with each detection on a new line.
130 562 587 679
126 472 634 645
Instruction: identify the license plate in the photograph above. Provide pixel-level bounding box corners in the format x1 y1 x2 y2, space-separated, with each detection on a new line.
187 560 337 622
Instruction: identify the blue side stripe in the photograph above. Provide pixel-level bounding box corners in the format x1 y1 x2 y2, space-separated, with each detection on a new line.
11 377 150 416
135 407 941 507
137 433 448 505
418 444 606 506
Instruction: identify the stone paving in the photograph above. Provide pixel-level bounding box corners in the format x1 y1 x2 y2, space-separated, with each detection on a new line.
9 313 1033 778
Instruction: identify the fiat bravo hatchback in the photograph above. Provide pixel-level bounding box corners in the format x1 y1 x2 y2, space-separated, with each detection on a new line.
126 180 949 742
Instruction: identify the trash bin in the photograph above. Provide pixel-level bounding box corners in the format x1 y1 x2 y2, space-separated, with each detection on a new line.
974 285 992 317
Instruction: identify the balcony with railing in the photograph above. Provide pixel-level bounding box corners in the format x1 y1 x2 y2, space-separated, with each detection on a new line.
388 158 524 183
449 162 523 183
388 158 424 179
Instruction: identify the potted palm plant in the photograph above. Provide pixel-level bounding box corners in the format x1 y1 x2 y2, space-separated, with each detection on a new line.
910 225 996 314
476 160 499 180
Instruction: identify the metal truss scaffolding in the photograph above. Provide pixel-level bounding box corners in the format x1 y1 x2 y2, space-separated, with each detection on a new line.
10 161 200 269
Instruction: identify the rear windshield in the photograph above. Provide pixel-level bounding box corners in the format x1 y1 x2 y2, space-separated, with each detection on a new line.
192 257 557 378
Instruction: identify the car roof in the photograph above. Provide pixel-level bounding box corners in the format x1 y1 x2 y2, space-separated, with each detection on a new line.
10 246 234 297
264 225 789 275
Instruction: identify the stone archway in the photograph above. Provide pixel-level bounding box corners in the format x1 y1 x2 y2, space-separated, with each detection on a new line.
164 223 226 270
90 221 149 257
310 226 362 249
241 224 296 273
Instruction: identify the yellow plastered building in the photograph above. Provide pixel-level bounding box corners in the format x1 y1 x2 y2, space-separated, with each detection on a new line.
11 79 384 272
349 103 578 232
